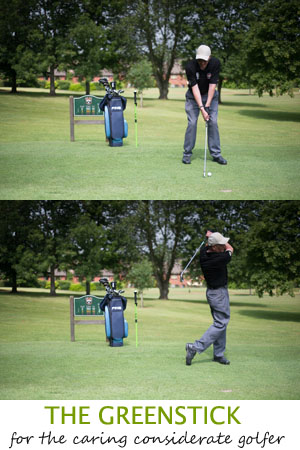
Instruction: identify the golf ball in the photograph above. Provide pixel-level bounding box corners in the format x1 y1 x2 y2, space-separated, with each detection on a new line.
207 172 212 177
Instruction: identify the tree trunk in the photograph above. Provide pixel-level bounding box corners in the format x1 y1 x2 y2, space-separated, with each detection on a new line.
140 291 144 308
50 264 56 296
156 76 169 100
49 65 56 96
157 278 169 299
85 81 90 95
10 69 17 94
11 269 18 293
86 280 90 295
218 77 223 104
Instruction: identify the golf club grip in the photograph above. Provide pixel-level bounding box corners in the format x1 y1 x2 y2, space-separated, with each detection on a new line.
134 91 137 106
134 290 137 306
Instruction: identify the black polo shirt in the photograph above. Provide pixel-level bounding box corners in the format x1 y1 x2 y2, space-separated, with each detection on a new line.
185 57 221 95
200 246 232 289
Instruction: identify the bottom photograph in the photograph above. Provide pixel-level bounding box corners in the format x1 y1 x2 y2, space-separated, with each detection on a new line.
0 200 299 401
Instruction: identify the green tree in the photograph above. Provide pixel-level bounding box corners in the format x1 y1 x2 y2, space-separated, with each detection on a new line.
127 59 154 107
127 258 154 307
121 0 194 99
0 0 37 93
32 201 80 296
241 0 300 97
120 201 198 299
243 201 300 297
67 14 108 95
33 0 81 96
69 215 108 295
182 0 255 104
0 201 36 292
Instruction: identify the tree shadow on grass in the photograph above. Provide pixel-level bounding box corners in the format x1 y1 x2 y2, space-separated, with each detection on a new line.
170 298 267 308
0 90 105 99
222 101 266 108
0 290 104 299
239 310 300 322
239 109 300 123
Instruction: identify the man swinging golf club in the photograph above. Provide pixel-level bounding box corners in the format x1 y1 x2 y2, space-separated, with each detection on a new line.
182 45 227 165
185 231 234 366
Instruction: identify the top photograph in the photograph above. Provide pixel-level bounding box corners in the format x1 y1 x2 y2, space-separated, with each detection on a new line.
0 0 299 200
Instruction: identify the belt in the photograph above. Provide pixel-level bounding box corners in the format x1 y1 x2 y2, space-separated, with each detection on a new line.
207 285 227 290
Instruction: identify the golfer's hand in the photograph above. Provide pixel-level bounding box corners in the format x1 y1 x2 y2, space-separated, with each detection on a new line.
201 107 209 122
206 230 213 237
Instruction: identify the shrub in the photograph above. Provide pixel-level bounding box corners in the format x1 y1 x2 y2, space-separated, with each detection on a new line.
69 83 85 92
45 80 58 89
38 279 47 288
57 80 71 90
38 80 47 88
57 280 71 290
18 277 40 287
69 283 85 292
45 280 59 289
89 82 98 91
17 77 40 88
90 282 97 291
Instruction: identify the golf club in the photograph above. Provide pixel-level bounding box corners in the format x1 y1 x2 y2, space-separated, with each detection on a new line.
180 239 205 282
100 78 124 97
203 120 208 177
134 90 138 148
134 290 138 347
100 277 125 296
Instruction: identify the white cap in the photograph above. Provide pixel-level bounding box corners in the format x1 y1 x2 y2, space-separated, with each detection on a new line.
196 45 211 61
208 232 229 246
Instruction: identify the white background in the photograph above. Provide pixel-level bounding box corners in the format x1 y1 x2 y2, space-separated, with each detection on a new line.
0 400 298 449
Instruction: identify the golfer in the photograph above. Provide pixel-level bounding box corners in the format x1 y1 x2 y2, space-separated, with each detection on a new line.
185 231 234 366
182 45 227 165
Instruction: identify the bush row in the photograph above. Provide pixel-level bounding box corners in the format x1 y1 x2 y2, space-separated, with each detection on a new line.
38 80 102 91
37 280 106 291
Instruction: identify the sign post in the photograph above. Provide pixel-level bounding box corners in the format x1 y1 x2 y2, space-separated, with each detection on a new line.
69 95 104 141
70 295 105 341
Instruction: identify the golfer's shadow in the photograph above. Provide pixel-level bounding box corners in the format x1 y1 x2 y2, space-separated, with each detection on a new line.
192 147 208 162
184 357 213 365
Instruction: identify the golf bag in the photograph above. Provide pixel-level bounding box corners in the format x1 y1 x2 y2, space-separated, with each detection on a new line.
100 293 128 347
100 94 128 147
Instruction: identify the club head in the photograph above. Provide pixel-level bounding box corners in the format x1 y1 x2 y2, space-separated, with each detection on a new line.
180 273 184 283
100 277 109 286
99 78 109 86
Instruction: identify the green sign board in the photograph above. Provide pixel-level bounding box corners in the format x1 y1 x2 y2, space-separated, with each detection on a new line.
73 295 104 317
73 95 104 117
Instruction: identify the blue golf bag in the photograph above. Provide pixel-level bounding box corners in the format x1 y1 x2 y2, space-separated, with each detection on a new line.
100 95 128 147
100 294 128 347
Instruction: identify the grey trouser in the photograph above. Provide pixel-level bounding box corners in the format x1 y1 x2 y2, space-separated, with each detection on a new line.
193 286 230 358
183 90 221 158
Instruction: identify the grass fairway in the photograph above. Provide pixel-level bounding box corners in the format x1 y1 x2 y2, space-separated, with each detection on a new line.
0 287 299 400
0 88 299 199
